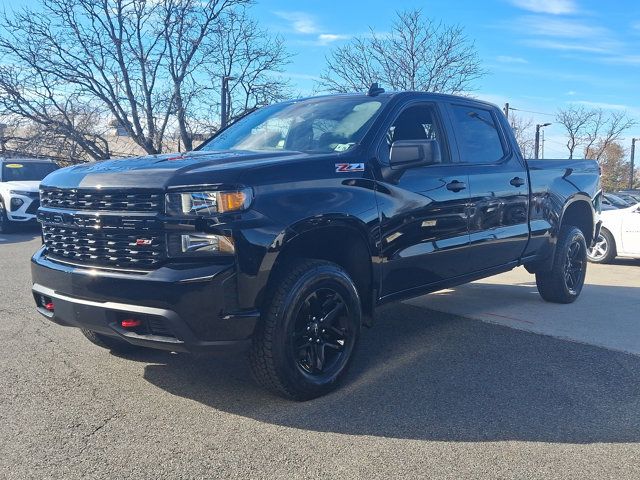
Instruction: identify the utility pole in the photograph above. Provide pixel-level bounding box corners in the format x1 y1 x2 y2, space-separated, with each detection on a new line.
534 123 551 159
631 138 638 190
220 75 236 130
541 129 545 159
503 102 510 120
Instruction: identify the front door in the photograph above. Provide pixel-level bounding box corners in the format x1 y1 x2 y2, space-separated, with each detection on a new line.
374 103 471 298
446 102 530 272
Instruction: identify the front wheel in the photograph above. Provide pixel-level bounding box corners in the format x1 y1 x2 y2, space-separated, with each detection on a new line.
587 229 616 264
0 199 13 234
536 226 588 304
249 259 361 401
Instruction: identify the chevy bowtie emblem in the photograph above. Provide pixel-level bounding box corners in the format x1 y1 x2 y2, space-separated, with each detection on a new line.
135 239 153 246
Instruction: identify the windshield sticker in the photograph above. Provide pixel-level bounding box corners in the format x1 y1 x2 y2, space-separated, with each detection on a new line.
335 163 365 173
5 163 23 168
333 143 355 152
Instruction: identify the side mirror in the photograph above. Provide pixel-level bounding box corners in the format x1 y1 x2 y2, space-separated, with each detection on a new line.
389 139 441 169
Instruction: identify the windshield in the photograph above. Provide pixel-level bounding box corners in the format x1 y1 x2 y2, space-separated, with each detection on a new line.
605 194 630 208
1 162 59 182
200 97 387 154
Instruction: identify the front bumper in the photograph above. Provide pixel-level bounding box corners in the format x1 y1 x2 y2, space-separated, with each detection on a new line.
7 194 39 222
31 248 259 353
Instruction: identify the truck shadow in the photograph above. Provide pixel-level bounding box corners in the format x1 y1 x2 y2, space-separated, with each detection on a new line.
142 302 640 444
0 225 40 245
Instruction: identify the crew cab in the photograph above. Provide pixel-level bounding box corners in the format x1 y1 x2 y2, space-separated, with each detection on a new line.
0 158 59 232
31 90 601 400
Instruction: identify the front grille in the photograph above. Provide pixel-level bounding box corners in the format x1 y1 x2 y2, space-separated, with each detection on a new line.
42 225 165 269
40 187 163 212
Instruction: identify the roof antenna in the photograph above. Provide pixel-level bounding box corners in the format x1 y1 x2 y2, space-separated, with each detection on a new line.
367 82 385 97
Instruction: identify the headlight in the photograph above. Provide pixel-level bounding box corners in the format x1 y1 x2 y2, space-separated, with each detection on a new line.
165 189 252 216
9 190 33 196
167 233 235 257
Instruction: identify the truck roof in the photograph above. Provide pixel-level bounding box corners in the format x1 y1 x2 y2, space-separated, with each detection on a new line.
292 91 500 111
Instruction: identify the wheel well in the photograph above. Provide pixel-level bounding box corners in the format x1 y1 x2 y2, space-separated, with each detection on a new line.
561 201 594 246
269 226 374 316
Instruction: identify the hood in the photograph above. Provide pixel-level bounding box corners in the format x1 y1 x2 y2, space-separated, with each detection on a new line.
2 180 41 192
40 150 308 190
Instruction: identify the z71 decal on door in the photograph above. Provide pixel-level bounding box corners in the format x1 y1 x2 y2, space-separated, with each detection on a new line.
335 163 365 173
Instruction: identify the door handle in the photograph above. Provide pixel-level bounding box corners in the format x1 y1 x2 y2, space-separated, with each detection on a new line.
446 180 466 192
510 177 526 187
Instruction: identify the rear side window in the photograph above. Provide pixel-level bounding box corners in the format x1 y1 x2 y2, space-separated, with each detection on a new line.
450 105 505 164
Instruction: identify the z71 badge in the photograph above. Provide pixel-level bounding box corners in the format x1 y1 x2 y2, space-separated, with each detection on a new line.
335 163 365 173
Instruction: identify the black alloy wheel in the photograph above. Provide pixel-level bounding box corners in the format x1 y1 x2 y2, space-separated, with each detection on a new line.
250 259 361 401
292 287 354 377
563 238 586 295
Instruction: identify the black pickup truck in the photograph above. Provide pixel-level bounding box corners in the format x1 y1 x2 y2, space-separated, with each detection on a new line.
31 90 601 400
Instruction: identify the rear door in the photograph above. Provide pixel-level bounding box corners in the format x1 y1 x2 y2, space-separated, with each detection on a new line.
374 101 471 297
445 102 530 272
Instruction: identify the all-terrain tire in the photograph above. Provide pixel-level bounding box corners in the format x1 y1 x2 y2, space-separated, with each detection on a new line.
536 225 587 304
249 259 361 401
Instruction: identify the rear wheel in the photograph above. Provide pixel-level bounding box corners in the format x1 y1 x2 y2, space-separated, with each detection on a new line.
249 259 361 401
81 329 144 354
536 226 587 304
587 229 616 264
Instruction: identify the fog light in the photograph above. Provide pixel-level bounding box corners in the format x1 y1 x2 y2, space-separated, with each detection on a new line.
10 197 24 211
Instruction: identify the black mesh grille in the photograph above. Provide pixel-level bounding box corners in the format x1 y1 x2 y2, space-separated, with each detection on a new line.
42 225 165 269
40 188 162 212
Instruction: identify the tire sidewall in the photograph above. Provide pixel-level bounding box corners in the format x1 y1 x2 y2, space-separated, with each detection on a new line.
270 265 361 397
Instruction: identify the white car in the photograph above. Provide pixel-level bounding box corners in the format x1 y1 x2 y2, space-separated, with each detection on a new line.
588 203 640 263
0 158 59 233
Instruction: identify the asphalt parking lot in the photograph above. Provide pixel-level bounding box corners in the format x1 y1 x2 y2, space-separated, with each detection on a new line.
1 228 639 479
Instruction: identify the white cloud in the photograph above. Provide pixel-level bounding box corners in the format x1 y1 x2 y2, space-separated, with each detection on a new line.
274 11 320 34
566 90 577 96
522 39 611 53
496 55 528 64
518 16 609 39
569 100 632 110
509 0 577 15
316 34 350 45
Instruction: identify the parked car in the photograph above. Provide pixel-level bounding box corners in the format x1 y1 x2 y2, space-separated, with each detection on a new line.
602 193 633 209
614 191 640 205
31 90 601 400
0 158 59 233
588 203 640 263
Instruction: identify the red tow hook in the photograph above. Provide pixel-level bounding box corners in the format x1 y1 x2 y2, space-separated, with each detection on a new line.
44 302 55 312
120 319 142 328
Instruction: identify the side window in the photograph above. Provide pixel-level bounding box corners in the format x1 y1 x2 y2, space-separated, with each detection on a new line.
384 105 449 163
450 105 505 164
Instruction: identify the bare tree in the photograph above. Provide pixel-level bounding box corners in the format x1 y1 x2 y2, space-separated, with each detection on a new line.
509 114 535 159
0 0 250 159
317 9 485 94
556 105 636 160
191 8 292 139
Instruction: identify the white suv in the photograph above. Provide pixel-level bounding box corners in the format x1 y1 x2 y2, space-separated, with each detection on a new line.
0 158 59 233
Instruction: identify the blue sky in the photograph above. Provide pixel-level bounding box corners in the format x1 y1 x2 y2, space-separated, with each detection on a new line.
251 0 640 158
2 0 639 158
